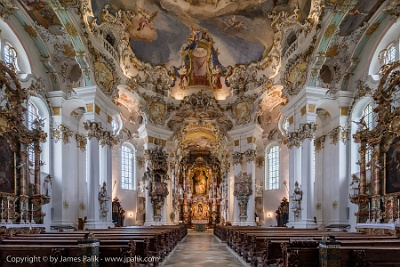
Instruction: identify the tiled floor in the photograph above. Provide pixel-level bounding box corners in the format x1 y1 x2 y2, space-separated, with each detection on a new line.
161 229 247 267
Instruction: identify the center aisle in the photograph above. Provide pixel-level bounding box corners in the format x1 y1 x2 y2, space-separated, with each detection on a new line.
161 229 247 267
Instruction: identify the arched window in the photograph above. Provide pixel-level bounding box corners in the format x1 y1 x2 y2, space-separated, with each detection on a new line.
3 43 17 70
121 144 135 190
363 102 374 131
379 44 397 66
27 101 39 130
266 145 280 190
362 102 374 170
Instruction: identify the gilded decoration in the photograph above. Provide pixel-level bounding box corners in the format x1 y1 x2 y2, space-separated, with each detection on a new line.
230 95 257 125
136 156 144 169
144 146 168 172
94 61 115 93
51 124 74 144
83 121 103 140
352 61 400 222
324 24 337 38
188 158 212 198
232 152 243 165
244 149 257 163
314 135 326 153
328 125 349 145
256 156 265 169
0 61 48 223
234 172 252 221
99 131 120 148
23 24 38 37
149 102 167 124
64 22 78 36
285 122 316 148
75 134 87 151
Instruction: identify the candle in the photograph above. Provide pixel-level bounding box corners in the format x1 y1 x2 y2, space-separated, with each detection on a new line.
1 199 3 209
31 204 33 211
368 202 370 210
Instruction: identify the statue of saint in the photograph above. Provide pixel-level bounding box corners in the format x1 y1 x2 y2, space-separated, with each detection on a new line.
193 170 207 196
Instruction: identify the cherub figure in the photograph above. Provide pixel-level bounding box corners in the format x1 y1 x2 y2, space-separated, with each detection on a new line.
224 15 248 31
137 8 157 31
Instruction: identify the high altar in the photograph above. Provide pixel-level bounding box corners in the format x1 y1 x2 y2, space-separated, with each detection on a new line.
175 155 226 228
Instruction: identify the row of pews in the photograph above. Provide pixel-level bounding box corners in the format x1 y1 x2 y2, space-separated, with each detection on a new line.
0 225 187 266
214 225 400 267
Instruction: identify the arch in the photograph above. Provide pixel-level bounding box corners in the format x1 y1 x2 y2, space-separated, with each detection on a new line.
0 20 32 79
368 19 400 80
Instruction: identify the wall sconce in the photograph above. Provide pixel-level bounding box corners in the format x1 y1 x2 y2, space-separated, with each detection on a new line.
128 212 133 217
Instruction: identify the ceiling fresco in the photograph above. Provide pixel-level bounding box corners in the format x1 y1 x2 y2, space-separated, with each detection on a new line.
91 0 310 67
5 0 398 161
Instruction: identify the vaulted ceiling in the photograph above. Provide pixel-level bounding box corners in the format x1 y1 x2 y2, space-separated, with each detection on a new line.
3 0 400 161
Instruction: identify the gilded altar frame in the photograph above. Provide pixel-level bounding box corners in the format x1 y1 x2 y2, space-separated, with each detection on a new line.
384 137 400 195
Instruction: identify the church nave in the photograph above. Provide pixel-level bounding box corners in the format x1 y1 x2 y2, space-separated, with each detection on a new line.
162 230 246 267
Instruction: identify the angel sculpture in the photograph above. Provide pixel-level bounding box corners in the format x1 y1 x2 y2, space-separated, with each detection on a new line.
137 9 157 31
224 15 248 31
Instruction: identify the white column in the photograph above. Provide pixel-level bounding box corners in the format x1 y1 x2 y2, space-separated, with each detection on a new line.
85 135 101 228
297 138 317 228
97 143 114 228
246 153 256 226
287 146 301 228
232 153 241 226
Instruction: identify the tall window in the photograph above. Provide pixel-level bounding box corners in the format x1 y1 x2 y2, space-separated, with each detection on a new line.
121 144 134 190
27 101 39 130
363 103 373 130
267 145 280 190
4 43 17 69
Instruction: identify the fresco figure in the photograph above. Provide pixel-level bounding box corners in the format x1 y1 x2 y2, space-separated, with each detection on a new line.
212 65 222 89
178 64 188 89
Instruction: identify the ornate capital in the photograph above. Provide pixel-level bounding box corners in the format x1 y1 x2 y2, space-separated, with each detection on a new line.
285 132 302 148
232 152 243 165
52 124 74 144
244 149 257 163
298 122 317 140
83 121 103 140
99 131 120 148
